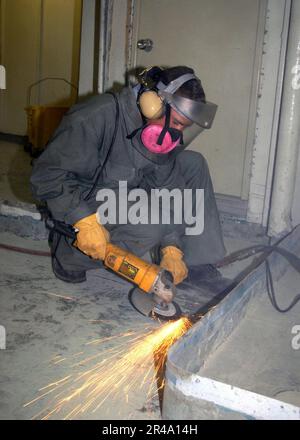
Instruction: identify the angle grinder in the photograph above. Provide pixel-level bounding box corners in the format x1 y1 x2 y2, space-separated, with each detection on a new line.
104 244 182 321
45 219 182 321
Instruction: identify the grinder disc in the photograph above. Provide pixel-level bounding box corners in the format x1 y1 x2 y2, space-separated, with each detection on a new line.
128 287 182 321
151 301 182 321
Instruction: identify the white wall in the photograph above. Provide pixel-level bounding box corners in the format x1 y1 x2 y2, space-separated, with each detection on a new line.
247 0 290 225
292 144 300 227
267 0 300 236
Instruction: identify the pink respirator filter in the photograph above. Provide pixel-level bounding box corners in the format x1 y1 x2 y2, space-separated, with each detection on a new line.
141 124 180 154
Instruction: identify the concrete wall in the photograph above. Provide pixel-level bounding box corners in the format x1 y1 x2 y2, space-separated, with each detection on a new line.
0 0 82 135
247 0 290 226
292 144 300 226
267 0 300 236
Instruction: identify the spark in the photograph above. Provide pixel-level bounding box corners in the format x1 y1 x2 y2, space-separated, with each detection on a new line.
52 357 67 365
85 331 136 346
39 376 72 392
24 317 192 419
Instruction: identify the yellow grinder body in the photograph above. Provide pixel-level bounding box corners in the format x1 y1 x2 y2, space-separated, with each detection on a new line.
104 243 160 293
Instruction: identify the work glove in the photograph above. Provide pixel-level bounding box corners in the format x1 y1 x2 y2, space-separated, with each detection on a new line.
160 246 188 285
73 213 110 260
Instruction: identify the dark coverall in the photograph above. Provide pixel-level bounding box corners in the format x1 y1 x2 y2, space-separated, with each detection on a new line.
30 87 226 274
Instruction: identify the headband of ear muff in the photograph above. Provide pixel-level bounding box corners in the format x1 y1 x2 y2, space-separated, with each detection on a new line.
157 73 197 94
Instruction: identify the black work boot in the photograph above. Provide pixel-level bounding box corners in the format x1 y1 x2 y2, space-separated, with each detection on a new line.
52 257 87 283
182 264 233 294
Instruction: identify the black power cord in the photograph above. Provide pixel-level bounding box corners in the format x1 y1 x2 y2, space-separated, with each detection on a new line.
265 259 300 313
215 226 300 313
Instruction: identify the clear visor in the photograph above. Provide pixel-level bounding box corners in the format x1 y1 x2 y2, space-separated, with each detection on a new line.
159 91 218 129
181 123 204 147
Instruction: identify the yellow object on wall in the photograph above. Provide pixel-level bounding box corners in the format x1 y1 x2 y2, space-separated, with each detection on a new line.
25 105 69 154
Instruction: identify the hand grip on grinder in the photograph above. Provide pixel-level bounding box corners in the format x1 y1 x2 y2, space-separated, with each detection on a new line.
46 219 175 304
104 243 175 303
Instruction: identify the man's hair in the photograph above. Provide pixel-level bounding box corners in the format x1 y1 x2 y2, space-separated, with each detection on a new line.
160 66 206 102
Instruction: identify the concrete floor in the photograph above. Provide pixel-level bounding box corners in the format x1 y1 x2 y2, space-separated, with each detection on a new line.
0 230 261 420
0 140 271 420
0 231 162 420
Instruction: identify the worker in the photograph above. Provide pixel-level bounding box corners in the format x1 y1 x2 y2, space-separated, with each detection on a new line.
30 66 228 293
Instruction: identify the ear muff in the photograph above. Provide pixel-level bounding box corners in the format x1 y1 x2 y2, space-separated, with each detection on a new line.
139 90 164 119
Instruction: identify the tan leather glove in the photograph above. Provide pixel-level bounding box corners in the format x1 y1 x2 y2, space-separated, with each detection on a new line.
73 213 110 260
160 246 188 285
